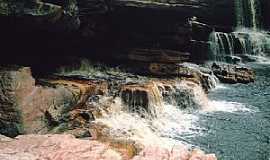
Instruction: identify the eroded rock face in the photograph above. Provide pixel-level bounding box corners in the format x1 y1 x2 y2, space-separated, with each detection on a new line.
0 0 236 63
212 63 255 84
0 67 35 137
0 66 110 137
145 62 217 92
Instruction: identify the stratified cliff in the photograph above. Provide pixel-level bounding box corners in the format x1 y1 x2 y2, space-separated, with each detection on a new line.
0 0 237 65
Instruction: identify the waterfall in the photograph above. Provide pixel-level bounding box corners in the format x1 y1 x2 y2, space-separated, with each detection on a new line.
209 0 270 62
235 0 260 29
209 32 236 62
94 80 211 148
250 0 258 30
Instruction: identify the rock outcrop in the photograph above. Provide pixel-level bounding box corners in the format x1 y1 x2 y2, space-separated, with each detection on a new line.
133 146 217 160
0 67 35 137
0 66 109 137
0 134 123 160
0 63 218 136
212 63 255 84
0 0 79 31
0 134 217 160
0 0 237 63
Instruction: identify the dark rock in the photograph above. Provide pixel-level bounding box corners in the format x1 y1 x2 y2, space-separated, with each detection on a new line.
261 0 270 30
123 48 190 63
189 40 211 63
0 0 237 62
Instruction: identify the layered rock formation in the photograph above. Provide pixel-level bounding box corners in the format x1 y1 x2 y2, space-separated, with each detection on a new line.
212 63 255 84
0 65 218 158
0 62 214 135
0 66 109 137
0 0 237 63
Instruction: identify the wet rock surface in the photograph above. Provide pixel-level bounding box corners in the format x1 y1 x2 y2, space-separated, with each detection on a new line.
121 82 163 117
0 61 256 159
0 62 253 138
212 63 255 84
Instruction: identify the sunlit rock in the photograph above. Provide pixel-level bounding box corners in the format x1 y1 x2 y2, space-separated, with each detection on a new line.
212 63 255 84
0 134 123 160
0 67 109 137
132 146 217 160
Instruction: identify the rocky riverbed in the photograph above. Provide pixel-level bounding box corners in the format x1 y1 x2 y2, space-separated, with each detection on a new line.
0 59 255 160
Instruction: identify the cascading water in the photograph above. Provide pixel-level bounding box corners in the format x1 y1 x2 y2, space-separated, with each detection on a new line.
235 0 260 30
209 32 235 62
93 80 219 149
209 0 270 62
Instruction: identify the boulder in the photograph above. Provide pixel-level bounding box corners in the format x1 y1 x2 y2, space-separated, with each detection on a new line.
212 63 255 84
145 62 217 92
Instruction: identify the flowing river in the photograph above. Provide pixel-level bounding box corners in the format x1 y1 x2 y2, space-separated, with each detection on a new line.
185 61 270 160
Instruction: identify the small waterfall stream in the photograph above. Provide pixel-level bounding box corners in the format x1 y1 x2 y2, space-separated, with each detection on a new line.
235 0 260 29
209 0 270 62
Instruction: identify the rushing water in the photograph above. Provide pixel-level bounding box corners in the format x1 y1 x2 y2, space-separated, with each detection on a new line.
209 30 270 62
209 0 270 62
235 0 261 29
187 62 270 160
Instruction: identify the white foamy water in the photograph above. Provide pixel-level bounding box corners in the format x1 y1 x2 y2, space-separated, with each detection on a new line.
205 100 255 113
213 84 229 90
93 79 258 150
249 55 270 64
95 103 201 149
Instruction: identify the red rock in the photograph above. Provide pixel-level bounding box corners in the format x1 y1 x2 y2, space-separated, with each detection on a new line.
132 146 217 160
0 134 217 160
0 134 122 160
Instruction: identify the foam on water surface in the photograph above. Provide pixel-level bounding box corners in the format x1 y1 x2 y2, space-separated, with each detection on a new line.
95 103 202 149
